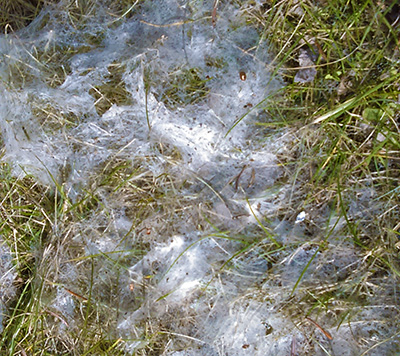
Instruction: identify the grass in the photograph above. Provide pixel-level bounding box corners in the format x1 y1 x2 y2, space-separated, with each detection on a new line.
152 66 211 110
0 153 191 354
0 0 46 32
247 0 400 352
0 0 399 355
256 0 400 269
89 63 133 116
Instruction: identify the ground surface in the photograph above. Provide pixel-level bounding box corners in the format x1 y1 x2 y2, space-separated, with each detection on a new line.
0 0 399 355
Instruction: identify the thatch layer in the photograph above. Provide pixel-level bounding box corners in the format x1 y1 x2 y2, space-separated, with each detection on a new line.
0 0 48 32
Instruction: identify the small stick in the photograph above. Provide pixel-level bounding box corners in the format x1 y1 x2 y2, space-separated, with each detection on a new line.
291 335 296 356
212 0 220 28
19 346 28 356
45 309 69 327
305 317 333 340
140 19 192 28
314 39 328 62
65 288 88 301
247 167 256 188
234 165 247 191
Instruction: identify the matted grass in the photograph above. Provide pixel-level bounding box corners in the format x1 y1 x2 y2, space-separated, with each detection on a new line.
247 1 400 351
254 0 400 273
0 0 399 354
0 0 49 32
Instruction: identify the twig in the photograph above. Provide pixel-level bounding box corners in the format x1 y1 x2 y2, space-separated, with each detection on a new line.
305 317 333 340
212 0 220 27
65 288 88 301
291 335 296 356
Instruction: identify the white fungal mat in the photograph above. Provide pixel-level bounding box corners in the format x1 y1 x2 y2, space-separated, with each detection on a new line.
0 0 398 355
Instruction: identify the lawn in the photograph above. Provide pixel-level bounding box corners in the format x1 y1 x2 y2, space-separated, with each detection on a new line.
0 0 399 355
